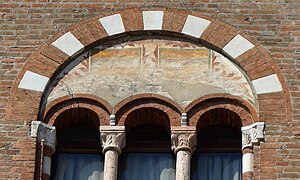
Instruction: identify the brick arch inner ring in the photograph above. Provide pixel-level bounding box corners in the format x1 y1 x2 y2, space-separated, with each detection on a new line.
186 94 258 127
115 94 182 127
6 7 291 124
44 94 111 126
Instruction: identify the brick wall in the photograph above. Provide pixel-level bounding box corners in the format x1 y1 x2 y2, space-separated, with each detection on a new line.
0 0 299 179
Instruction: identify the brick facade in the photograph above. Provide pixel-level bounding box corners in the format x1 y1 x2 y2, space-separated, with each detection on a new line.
0 1 299 179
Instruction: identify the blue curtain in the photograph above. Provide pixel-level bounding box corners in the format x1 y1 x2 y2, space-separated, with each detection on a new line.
191 153 242 180
119 153 175 180
52 153 104 180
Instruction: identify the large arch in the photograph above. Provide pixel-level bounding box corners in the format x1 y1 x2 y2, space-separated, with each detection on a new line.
6 7 291 128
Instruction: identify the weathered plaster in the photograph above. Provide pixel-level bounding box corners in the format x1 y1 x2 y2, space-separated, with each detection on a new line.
48 39 256 108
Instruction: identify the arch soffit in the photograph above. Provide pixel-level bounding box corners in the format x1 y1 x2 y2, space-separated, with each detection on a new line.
7 8 291 123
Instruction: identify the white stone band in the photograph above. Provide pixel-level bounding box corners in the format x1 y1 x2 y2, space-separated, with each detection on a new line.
99 14 125 36
242 153 254 173
182 15 211 38
52 32 84 56
18 70 49 92
252 74 283 94
143 11 164 30
223 34 254 58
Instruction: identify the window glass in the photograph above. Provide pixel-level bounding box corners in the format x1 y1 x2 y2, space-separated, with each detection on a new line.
52 153 104 180
120 108 175 180
119 153 175 180
191 152 241 180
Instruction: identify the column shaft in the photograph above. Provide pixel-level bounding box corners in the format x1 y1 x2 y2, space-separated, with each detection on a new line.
242 148 254 180
104 150 119 180
176 150 191 180
42 145 55 180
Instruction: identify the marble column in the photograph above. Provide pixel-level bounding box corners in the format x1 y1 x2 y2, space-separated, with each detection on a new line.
100 126 126 180
242 148 254 180
31 121 57 180
171 126 197 180
241 122 265 180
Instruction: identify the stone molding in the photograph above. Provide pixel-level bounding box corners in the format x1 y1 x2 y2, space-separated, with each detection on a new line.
100 126 126 155
241 122 265 150
171 126 197 154
110 114 116 126
181 113 188 126
31 121 57 153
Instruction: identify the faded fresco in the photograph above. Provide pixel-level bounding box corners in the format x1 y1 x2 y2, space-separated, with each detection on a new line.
48 39 256 108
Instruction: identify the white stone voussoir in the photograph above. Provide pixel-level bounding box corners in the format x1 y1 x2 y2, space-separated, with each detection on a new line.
223 34 255 58
142 11 164 30
51 32 84 56
18 70 49 92
99 14 125 36
252 74 283 94
181 15 211 38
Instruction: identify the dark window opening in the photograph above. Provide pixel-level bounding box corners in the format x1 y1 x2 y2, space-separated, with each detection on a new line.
119 108 176 180
51 108 104 180
192 108 242 180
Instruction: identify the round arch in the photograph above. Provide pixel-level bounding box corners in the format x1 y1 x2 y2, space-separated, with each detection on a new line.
44 94 111 126
114 94 182 127
6 7 291 125
186 94 258 127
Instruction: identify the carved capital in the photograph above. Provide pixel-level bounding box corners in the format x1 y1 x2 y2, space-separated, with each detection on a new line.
31 121 57 154
241 122 265 150
100 126 126 155
171 126 197 154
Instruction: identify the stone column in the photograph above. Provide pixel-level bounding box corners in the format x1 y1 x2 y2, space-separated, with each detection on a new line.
241 122 265 180
171 126 197 180
242 148 254 180
100 126 126 180
31 121 56 180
